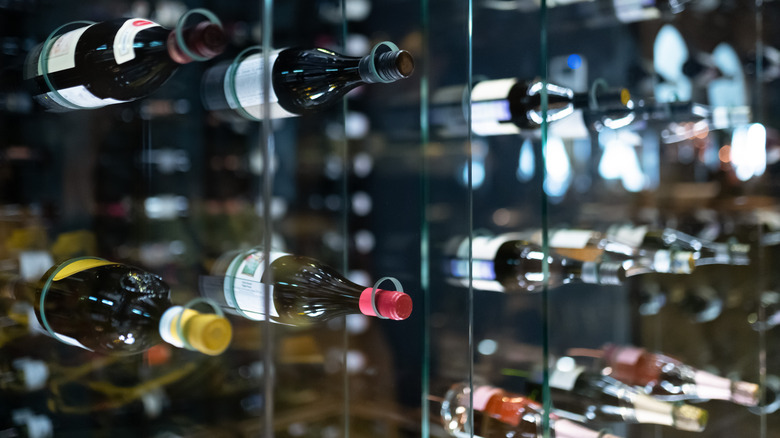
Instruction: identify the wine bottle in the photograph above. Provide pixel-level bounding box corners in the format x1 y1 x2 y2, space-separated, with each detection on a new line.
23 16 226 112
200 248 413 325
4 258 232 356
600 344 759 406
445 235 626 293
521 229 695 275
469 78 631 136
201 41 414 120
440 381 622 438
481 0 694 26
542 366 708 432
605 224 750 266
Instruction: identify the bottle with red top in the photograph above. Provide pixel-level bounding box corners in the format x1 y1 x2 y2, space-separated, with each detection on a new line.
24 13 226 112
440 381 620 438
600 343 759 406
201 248 413 325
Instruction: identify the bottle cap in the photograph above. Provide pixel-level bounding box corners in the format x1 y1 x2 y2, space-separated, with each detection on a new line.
672 403 708 432
160 306 232 356
731 381 760 406
168 22 227 64
182 312 233 356
359 288 413 320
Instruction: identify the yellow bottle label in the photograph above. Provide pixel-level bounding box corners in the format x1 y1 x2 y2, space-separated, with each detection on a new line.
52 258 117 281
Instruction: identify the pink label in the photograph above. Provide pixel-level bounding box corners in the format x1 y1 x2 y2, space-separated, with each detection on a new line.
613 346 644 365
553 419 603 438
472 386 501 411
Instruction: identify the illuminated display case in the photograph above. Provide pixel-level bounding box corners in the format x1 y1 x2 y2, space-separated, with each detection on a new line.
0 0 778 437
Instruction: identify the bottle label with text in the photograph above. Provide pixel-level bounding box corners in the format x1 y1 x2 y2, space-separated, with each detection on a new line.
224 249 285 321
226 52 297 119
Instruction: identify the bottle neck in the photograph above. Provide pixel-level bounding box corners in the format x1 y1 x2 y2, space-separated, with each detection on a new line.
358 49 414 84
166 22 225 65
577 261 625 286
357 287 412 320
572 87 631 112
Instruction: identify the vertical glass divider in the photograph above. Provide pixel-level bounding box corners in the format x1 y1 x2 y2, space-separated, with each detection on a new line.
339 0 351 435
466 0 475 436
754 2 767 437
419 0 431 435
261 0 275 437
538 0 551 436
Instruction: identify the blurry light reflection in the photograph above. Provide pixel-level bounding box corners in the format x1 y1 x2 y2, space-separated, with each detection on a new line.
731 123 767 181
517 138 535 182
598 130 645 192
544 136 572 199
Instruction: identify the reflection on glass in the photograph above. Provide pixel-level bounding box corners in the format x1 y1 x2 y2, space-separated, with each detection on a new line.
730 123 766 181
517 138 536 182
598 130 645 192
653 24 692 102
543 137 572 200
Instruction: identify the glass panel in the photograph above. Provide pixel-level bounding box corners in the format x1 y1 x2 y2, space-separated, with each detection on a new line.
424 0 475 433
3 0 780 437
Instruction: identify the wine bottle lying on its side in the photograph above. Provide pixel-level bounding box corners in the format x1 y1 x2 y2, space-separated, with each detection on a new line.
201 42 414 120
2 258 232 356
24 15 226 112
201 248 413 325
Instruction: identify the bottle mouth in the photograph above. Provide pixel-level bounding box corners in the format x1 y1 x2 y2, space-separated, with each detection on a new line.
672 403 708 432
358 42 415 84
731 381 760 406
196 22 228 58
373 50 415 82
380 291 413 320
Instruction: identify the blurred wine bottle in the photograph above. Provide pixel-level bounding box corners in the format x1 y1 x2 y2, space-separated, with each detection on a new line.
445 234 627 293
430 78 630 137
516 228 696 275
594 343 760 406
604 224 750 266
440 381 622 438
536 365 708 431
2 258 232 356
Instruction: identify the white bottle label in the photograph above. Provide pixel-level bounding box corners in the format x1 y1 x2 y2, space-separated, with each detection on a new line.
32 22 129 109
450 233 531 292
471 78 519 136
113 18 160 65
549 366 585 391
613 0 661 24
224 250 286 321
549 229 597 249
607 224 648 248
226 53 297 119
43 85 126 109
36 25 90 75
